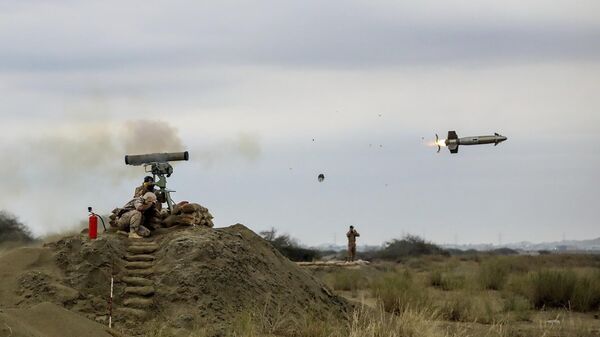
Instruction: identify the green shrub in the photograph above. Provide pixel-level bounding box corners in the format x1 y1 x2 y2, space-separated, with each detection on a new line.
347 305 445 337
369 235 448 261
479 258 511 290
440 294 472 322
503 294 531 312
259 228 320 262
470 295 500 324
439 293 501 324
429 270 465 291
528 270 577 309
329 269 368 292
503 294 532 322
429 270 443 288
571 272 600 312
504 273 531 298
406 257 431 271
371 271 430 313
457 252 481 263
508 269 600 312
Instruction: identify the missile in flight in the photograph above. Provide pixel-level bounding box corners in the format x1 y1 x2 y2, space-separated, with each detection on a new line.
435 131 507 154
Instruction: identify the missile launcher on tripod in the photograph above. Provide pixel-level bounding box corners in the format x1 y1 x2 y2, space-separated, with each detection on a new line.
125 151 189 212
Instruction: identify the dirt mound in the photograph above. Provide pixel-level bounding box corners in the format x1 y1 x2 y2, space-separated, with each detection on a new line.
0 247 67 308
0 302 113 337
151 225 349 331
1 224 349 335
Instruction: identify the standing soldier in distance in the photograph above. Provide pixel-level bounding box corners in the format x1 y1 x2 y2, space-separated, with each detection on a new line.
346 225 360 262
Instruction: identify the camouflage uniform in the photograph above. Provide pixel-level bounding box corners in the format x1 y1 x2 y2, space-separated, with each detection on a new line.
346 228 360 262
134 184 154 198
117 197 152 237
134 184 165 213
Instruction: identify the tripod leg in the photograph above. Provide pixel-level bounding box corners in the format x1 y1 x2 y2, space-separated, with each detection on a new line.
165 191 174 213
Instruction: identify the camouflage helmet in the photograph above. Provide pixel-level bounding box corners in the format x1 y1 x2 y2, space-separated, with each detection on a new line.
143 192 157 203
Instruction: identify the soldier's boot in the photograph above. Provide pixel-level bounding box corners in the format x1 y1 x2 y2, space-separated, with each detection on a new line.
137 225 151 237
129 232 143 239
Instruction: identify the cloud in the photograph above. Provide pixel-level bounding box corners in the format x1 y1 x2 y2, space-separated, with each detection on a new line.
122 120 184 155
0 1 599 72
0 0 598 244
194 132 262 167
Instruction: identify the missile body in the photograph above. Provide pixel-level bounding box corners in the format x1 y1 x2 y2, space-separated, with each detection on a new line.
437 131 507 153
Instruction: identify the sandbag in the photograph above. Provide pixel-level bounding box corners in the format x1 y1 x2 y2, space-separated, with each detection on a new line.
178 214 197 224
180 203 200 214
163 215 178 228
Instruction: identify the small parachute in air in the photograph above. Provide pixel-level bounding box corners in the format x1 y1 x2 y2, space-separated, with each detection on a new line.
318 174 325 182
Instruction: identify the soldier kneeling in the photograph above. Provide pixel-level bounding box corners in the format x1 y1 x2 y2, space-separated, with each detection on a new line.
116 192 157 239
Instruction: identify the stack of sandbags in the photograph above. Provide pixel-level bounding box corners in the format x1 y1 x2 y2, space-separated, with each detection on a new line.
163 201 214 228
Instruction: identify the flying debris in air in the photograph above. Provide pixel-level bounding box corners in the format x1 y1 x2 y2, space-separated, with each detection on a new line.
435 131 507 154
318 174 325 182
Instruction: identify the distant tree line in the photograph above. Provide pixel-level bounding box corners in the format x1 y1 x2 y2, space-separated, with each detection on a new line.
360 236 521 261
446 247 520 256
0 211 34 244
259 228 320 262
359 235 449 261
260 229 523 263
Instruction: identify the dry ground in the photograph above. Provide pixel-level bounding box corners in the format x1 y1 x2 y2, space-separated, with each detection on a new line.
2 234 600 337
301 254 600 337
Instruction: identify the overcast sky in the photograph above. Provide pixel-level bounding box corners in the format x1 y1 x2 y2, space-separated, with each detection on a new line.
1 0 598 246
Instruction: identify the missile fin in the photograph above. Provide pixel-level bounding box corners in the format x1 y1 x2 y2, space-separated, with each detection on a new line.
448 144 459 154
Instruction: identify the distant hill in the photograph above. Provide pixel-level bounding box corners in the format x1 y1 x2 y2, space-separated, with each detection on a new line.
312 243 382 252
442 237 600 252
312 237 600 253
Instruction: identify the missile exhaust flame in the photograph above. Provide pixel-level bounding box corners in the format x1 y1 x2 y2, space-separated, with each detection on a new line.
424 135 446 148
433 134 447 153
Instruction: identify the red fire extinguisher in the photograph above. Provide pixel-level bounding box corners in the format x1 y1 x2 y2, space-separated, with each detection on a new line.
89 212 98 239
88 207 106 240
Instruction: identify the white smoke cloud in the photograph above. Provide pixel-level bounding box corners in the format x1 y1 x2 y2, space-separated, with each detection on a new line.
0 116 263 236
0 118 184 234
194 132 262 167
